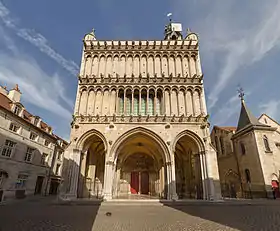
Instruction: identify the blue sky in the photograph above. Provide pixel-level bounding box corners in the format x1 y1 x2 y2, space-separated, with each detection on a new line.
0 0 280 140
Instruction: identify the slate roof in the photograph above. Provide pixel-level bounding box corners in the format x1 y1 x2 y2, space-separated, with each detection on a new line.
236 100 270 132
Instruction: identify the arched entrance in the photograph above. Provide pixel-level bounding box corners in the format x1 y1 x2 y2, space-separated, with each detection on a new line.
174 133 203 199
77 132 106 199
111 129 169 199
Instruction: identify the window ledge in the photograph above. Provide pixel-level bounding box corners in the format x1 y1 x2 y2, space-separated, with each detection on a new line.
265 150 273 154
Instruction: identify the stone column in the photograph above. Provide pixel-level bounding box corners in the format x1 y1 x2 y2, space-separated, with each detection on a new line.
170 154 178 200
204 143 222 200
103 160 115 200
166 162 172 200
63 149 82 199
199 152 208 200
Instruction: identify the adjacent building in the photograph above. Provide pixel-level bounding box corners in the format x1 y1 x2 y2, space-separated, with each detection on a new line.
60 20 221 201
211 97 280 199
0 84 68 202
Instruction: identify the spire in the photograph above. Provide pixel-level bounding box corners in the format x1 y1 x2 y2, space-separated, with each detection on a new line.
236 87 266 131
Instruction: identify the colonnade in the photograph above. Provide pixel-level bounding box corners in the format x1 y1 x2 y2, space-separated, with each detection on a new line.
77 87 206 117
82 53 202 78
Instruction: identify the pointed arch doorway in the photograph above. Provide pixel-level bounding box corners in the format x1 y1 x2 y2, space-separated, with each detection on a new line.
111 129 170 199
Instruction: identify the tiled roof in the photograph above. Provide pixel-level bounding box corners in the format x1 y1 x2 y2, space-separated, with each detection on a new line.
0 93 12 111
217 126 236 132
0 92 66 143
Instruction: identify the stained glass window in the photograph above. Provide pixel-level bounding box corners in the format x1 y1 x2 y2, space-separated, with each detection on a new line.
134 91 139 115
126 91 132 115
148 92 154 115
141 91 147 115
156 91 162 115
119 90 124 114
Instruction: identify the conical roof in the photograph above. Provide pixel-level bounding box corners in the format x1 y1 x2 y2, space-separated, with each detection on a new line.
236 100 267 132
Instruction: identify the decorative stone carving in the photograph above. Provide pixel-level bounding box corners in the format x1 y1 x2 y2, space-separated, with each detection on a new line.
137 114 141 122
146 115 150 122
113 114 116 122
129 115 133 122
171 114 176 122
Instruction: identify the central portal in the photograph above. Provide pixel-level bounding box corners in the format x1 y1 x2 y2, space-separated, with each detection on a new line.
130 171 149 195
112 132 167 199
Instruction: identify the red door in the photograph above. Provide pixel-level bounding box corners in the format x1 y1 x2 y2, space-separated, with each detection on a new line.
141 171 149 195
131 172 139 194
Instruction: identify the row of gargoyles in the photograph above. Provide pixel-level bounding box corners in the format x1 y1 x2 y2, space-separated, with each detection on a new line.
78 73 204 83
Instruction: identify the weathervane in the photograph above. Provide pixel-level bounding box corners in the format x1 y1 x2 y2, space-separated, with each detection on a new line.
237 86 245 101
167 13 172 22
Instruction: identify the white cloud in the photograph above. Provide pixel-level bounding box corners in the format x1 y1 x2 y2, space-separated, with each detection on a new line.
259 100 280 119
0 1 79 76
210 94 240 126
0 51 72 120
174 1 280 110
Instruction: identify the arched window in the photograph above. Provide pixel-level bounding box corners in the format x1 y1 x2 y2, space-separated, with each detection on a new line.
125 90 132 115
156 90 163 115
245 169 251 183
141 89 147 115
133 90 139 115
118 90 124 114
220 137 224 155
263 135 271 152
240 143 246 155
148 90 155 115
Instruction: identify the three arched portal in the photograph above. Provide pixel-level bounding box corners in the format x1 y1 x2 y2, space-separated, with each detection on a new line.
76 128 205 200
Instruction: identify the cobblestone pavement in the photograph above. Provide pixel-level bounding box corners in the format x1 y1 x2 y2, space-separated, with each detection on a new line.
1 198 280 231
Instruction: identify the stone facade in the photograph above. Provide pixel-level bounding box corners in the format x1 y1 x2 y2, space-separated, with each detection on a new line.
60 22 221 201
0 85 68 202
211 99 280 199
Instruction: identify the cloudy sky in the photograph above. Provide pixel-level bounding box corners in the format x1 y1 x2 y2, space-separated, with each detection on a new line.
0 0 280 140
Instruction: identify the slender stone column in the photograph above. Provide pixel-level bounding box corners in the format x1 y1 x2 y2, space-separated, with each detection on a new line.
103 160 115 200
170 154 178 200
166 162 172 200
199 152 208 200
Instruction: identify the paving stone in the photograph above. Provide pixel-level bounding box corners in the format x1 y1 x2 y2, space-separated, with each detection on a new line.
1 198 280 231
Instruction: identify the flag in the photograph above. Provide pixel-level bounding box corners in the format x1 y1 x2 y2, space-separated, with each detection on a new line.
167 13 172 17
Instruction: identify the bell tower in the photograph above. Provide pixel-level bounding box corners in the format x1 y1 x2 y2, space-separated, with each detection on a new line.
164 14 183 40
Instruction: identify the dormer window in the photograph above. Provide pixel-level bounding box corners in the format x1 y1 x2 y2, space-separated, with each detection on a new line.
30 132 38 141
34 117 39 126
9 123 20 133
14 105 21 115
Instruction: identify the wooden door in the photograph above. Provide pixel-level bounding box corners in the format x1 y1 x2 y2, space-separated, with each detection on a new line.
34 176 44 195
141 171 149 195
130 172 139 194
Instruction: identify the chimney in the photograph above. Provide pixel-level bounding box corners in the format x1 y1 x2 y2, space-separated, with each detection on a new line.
8 84 22 103
0 86 8 96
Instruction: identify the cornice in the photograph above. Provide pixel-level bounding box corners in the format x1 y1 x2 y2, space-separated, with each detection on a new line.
78 74 204 85
83 40 199 52
71 114 209 126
